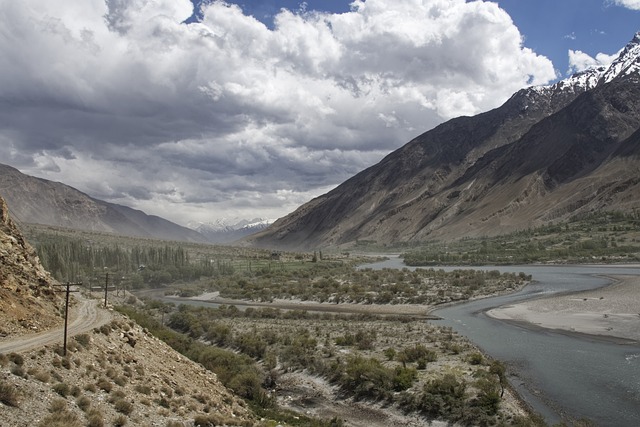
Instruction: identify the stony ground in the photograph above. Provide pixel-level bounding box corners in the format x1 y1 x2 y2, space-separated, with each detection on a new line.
0 311 254 427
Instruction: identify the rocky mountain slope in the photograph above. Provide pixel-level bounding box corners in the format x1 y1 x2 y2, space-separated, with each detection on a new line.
0 196 62 336
0 164 208 243
0 194 254 426
247 33 640 250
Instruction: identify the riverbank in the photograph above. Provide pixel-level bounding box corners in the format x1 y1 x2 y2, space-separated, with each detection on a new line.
179 291 440 319
487 275 640 343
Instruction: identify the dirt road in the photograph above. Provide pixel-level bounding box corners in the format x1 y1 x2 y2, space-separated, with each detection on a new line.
0 296 112 354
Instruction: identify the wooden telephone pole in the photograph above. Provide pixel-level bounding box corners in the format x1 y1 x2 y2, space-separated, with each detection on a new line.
53 282 81 356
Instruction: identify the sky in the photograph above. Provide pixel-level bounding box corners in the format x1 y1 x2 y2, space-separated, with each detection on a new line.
0 1 638 227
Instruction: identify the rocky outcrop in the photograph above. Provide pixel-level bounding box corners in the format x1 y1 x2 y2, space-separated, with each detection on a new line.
0 196 61 336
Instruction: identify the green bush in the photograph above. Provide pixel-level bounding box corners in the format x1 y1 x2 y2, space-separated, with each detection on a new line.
417 374 467 420
468 352 484 365
338 356 394 400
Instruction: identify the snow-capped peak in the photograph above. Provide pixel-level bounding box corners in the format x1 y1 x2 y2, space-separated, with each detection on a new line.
189 217 273 232
529 31 640 96
600 31 640 84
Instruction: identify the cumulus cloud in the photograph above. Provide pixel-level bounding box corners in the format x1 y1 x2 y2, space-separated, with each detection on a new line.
611 0 640 10
0 0 556 225
567 49 619 74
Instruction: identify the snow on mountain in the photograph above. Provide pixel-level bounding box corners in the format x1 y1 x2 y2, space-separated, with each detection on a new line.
189 217 274 244
600 31 640 84
532 31 640 96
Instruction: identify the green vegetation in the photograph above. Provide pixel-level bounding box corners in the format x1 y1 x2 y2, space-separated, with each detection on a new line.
24 223 365 289
116 301 544 426
25 223 528 306
403 211 640 266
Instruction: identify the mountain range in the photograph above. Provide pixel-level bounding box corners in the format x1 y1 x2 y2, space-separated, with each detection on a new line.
0 163 208 243
246 32 640 250
190 218 273 244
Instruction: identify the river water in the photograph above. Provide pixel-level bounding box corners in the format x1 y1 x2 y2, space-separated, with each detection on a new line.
359 258 640 426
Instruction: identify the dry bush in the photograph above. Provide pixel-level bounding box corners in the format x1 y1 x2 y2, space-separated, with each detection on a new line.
0 380 20 407
7 353 24 366
52 382 70 397
113 398 134 415
113 414 128 426
76 395 91 411
86 409 104 427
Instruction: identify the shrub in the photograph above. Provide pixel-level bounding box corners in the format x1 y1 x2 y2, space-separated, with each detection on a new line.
74 333 91 348
338 355 394 400
8 353 24 366
383 347 396 361
76 395 91 411
113 398 134 415
227 371 263 400
134 384 152 395
49 398 68 413
0 380 20 407
10 365 26 377
113 414 128 427
398 345 437 365
70 385 81 397
86 409 104 427
416 374 467 420
31 368 51 383
468 352 484 365
52 382 70 397
96 378 113 393
61 357 72 369
38 399 82 427
37 410 82 427
392 366 418 392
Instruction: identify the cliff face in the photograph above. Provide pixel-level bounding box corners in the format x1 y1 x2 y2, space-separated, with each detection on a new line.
0 196 62 336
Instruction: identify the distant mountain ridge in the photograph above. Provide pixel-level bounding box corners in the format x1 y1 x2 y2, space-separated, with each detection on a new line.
246 32 640 250
0 163 208 243
190 217 273 243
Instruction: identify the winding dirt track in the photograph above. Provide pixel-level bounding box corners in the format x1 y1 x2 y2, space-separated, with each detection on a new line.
0 296 112 354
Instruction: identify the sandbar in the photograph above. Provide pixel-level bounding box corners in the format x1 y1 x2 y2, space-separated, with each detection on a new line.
487 275 640 342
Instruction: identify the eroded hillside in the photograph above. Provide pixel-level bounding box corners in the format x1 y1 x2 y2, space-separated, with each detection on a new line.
0 195 254 426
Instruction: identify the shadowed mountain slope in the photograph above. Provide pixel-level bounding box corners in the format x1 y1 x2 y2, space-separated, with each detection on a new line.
247 33 640 250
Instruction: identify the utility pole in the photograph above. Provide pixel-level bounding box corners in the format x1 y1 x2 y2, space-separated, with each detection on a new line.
104 272 109 308
53 282 81 356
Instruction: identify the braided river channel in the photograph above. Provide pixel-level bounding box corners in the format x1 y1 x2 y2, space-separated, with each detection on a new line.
360 258 640 426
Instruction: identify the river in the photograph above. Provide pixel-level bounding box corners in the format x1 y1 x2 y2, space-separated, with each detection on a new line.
359 258 640 426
